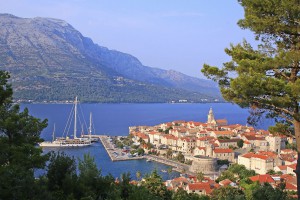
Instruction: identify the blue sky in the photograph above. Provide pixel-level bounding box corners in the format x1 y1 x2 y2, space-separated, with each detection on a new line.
0 0 256 78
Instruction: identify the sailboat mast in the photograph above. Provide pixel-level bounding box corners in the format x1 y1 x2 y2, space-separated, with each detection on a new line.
52 124 55 142
89 112 92 139
74 96 78 139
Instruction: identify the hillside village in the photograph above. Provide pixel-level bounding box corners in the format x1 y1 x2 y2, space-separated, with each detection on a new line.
128 108 298 196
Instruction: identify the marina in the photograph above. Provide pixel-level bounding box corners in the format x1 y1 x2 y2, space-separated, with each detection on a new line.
99 135 192 174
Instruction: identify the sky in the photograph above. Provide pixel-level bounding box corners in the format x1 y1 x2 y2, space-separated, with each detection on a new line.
0 0 257 78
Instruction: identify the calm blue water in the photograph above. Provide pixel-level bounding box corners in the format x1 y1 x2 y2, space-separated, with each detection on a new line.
22 103 273 179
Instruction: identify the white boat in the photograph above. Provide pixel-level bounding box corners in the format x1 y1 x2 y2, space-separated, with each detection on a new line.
39 97 92 147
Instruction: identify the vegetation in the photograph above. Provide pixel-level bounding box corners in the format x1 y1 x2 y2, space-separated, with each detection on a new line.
217 164 256 183
201 0 300 195
237 139 244 148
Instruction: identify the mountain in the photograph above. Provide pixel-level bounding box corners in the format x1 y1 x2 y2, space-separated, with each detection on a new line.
0 14 221 103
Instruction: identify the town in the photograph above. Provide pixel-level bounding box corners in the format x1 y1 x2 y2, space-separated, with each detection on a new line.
124 108 297 197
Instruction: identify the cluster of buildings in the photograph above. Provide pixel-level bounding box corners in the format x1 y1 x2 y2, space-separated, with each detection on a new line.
129 108 298 193
163 173 297 196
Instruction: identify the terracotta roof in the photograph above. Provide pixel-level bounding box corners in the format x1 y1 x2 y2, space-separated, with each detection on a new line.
198 136 214 141
277 165 287 170
244 135 265 141
219 179 233 186
164 135 177 140
187 182 212 194
216 119 228 124
217 139 240 143
197 147 206 151
287 163 296 170
241 152 255 158
213 148 233 153
212 131 234 135
249 174 275 184
285 182 297 191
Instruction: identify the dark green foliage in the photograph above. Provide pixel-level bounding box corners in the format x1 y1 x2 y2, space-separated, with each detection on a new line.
217 164 256 182
176 152 185 163
237 139 244 148
216 159 229 166
252 183 288 200
46 152 77 198
142 170 172 200
211 186 245 200
201 0 300 195
172 188 209 200
0 70 49 200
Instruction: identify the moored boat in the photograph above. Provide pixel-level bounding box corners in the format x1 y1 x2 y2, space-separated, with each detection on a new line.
39 97 92 147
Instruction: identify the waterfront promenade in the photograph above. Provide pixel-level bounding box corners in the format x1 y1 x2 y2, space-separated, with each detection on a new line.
145 154 191 174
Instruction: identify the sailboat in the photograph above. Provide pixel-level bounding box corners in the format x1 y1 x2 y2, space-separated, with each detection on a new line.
80 112 99 142
39 97 92 147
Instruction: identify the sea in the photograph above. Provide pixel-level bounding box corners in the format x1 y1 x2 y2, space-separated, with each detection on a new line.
21 103 274 180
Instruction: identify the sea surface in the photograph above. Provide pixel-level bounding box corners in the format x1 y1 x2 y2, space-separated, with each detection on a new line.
22 103 274 180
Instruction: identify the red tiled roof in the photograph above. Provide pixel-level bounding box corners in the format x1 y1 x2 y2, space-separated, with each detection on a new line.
198 136 214 141
217 139 240 143
287 163 296 170
197 147 206 151
187 182 212 194
213 148 233 153
213 131 234 135
277 165 287 170
285 182 297 191
244 135 265 140
249 174 275 184
219 179 233 186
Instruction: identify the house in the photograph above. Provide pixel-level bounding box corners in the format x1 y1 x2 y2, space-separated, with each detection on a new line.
286 164 296 176
219 179 236 187
193 147 206 156
249 174 275 184
280 153 297 165
165 176 190 191
242 135 269 151
265 135 285 153
196 136 215 147
196 131 208 138
216 119 228 126
238 152 276 174
210 130 235 138
185 182 213 196
215 139 240 149
274 165 287 174
177 137 196 154
213 148 235 162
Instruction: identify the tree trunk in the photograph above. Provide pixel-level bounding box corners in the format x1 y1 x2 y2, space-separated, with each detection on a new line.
294 120 300 199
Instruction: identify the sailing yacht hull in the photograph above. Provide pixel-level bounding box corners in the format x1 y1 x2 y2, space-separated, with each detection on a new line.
39 139 91 147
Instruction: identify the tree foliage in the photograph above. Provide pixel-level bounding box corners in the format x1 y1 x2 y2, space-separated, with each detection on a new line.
201 0 300 196
0 70 48 199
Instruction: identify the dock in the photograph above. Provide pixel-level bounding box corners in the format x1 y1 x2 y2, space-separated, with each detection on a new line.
99 135 144 161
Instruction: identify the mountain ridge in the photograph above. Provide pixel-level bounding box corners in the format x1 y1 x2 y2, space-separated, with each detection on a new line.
0 14 221 103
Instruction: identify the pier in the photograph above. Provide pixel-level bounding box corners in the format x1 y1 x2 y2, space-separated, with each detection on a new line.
99 135 144 161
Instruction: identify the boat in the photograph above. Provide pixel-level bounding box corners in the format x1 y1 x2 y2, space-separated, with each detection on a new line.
80 112 99 142
161 170 167 173
146 159 152 162
39 97 92 147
